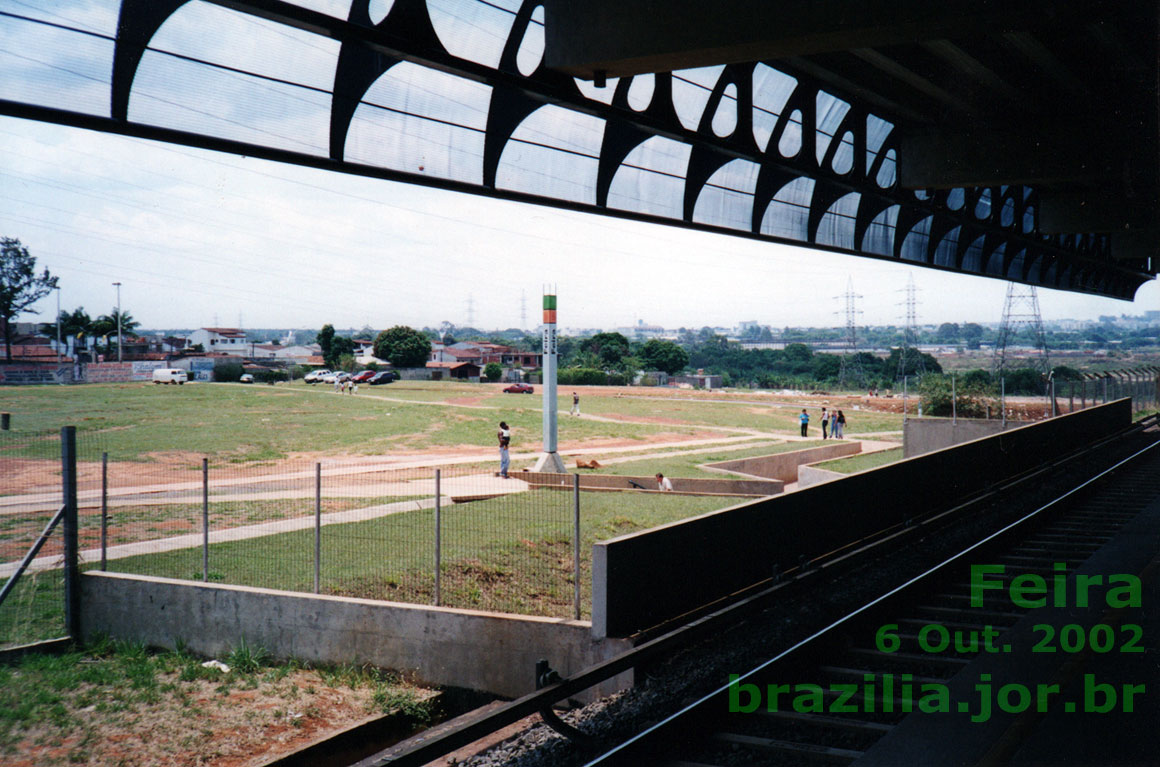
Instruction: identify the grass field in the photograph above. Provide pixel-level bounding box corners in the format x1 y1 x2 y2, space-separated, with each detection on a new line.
814 447 904 473
0 383 699 462
107 489 735 618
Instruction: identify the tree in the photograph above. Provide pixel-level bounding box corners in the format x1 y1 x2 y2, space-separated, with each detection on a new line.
317 324 335 365
94 309 140 356
483 362 503 382
374 325 432 368
962 322 985 349
783 343 813 363
580 331 630 368
639 339 689 375
1 238 58 361
936 322 961 343
330 335 355 366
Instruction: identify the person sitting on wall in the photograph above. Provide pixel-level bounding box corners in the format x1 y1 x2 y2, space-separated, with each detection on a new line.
656 473 673 491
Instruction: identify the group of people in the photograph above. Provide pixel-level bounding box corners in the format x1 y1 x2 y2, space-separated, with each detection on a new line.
800 407 846 438
335 378 358 395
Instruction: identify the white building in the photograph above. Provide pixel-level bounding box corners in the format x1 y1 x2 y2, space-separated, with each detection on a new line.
188 328 249 355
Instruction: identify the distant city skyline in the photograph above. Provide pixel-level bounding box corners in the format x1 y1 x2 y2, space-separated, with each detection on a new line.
4 118 1157 334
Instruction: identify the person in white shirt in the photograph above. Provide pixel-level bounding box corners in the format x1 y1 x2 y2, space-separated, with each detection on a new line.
497 421 511 478
655 473 673 491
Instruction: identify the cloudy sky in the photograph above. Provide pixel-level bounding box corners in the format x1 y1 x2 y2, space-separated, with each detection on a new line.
1 0 1156 333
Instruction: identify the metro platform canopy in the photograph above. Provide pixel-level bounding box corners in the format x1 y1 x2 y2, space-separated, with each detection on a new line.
1 0 1155 299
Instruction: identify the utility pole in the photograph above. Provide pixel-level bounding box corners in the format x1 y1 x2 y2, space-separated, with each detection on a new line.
993 282 1049 378
55 285 61 364
112 282 122 363
837 277 866 389
533 286 566 473
897 274 925 381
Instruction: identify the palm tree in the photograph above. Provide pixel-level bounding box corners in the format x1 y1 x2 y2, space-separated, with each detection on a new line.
42 307 93 359
94 308 139 357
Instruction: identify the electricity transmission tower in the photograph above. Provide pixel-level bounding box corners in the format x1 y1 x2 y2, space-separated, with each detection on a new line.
897 274 926 380
993 282 1050 376
520 290 528 330
466 294 475 328
837 277 866 388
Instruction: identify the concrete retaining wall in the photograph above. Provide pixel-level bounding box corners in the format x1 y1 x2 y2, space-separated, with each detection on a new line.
81 572 632 699
701 442 861 483
521 471 782 497
903 417 1029 458
592 400 1132 638
796 465 845 488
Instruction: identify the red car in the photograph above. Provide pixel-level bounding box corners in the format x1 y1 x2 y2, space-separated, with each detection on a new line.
503 383 534 393
351 370 377 383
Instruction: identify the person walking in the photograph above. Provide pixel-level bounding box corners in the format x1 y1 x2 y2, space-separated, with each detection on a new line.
570 391 580 416
820 407 829 439
799 408 809 437
834 409 846 439
497 421 511 478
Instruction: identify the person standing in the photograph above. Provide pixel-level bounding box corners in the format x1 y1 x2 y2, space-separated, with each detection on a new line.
820 407 829 439
570 391 580 416
655 473 673 491
799 408 809 437
834 410 846 439
497 421 511 478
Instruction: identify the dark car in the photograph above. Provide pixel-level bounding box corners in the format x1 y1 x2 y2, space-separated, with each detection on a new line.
368 371 395 385
352 370 377 383
503 383 534 393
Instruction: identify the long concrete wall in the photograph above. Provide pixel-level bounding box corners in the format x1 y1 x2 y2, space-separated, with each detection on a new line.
701 442 861 483
592 400 1133 638
522 471 782 496
81 572 631 699
796 464 845 488
903 417 1028 458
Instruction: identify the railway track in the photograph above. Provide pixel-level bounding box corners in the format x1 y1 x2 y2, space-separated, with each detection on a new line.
587 425 1160 766
354 415 1159 767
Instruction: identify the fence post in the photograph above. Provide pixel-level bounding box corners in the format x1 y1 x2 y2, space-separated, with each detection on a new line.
902 375 908 425
434 469 442 606
1103 375 1109 403
61 426 80 639
951 374 956 425
202 458 209 583
1001 378 1006 428
100 452 108 571
1050 378 1056 417
314 462 321 595
573 473 581 621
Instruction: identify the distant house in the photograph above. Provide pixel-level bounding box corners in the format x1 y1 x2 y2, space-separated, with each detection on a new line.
426 360 481 380
188 328 249 356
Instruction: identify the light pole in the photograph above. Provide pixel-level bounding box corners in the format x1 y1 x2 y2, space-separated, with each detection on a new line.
112 282 122 363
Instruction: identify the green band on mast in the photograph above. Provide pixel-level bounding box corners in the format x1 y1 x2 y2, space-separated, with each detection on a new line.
542 295 557 310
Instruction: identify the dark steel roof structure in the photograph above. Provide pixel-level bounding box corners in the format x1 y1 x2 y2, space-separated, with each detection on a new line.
1 0 1155 298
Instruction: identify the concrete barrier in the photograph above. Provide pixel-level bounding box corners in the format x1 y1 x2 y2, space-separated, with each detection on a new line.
592 400 1132 638
520 471 782 497
796 464 845 488
701 442 861 483
81 572 632 699
903 417 1029 458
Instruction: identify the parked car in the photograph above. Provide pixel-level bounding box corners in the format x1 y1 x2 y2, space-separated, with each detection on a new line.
503 382 534 393
351 370 377 383
152 368 187 385
304 369 331 384
368 371 395 385
239 374 254 384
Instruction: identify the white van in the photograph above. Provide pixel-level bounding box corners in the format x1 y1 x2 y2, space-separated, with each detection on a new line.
152 368 188 385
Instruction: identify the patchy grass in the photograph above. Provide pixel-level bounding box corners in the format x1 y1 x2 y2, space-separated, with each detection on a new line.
0 639 436 767
813 447 905 474
0 569 65 649
109 489 733 618
0 383 692 463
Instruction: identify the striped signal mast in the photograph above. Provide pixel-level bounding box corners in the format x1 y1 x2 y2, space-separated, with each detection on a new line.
534 288 566 473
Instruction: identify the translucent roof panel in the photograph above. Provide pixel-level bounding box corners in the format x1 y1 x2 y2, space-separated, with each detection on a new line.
345 63 491 184
760 177 815 242
861 205 899 256
751 64 797 152
496 104 604 204
671 66 724 131
815 192 860 250
429 0 522 69
607 136 692 219
692 159 760 231
0 11 112 117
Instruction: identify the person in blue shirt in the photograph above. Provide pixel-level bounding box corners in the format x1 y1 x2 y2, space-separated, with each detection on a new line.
799 408 809 437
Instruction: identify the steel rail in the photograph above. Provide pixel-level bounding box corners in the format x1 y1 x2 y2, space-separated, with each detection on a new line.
584 426 1160 765
356 415 1157 766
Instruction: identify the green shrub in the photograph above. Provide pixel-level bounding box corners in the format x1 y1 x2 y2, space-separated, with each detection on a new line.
483 362 502 382
213 362 244 382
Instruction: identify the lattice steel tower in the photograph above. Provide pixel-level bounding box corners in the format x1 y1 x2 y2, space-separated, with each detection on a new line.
993 282 1050 375
837 277 866 388
466 294 475 328
897 274 926 380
